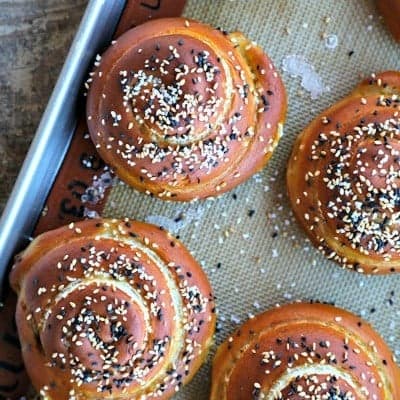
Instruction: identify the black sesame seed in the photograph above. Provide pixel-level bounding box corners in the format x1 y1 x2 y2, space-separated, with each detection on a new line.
174 214 183 223
261 94 269 106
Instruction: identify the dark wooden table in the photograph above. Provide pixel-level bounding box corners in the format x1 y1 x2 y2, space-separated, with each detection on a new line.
0 0 87 213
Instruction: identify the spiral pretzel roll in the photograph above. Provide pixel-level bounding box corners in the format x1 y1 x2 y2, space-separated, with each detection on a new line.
211 302 400 399
86 18 286 201
287 71 400 274
10 219 215 399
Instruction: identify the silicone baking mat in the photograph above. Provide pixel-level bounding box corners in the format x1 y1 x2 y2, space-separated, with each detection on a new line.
96 1 400 398
2 1 399 399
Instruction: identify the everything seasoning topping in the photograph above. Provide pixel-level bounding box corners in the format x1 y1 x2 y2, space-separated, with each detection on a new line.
321 118 400 253
87 18 284 199
214 304 395 400
254 333 364 399
113 35 250 181
300 97 400 269
119 48 221 140
18 220 213 399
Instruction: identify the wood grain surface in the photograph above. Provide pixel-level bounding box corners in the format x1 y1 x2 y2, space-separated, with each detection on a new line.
0 2 187 398
0 0 88 213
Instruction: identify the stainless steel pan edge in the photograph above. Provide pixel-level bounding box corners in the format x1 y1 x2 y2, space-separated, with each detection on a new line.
0 0 126 294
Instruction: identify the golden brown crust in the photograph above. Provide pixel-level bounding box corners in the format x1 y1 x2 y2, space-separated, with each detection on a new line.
376 0 400 42
210 302 400 400
287 71 400 274
86 18 286 201
10 218 216 400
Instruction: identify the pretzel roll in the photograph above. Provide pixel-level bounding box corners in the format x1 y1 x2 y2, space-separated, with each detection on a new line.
211 302 400 400
10 219 215 399
287 71 400 274
86 18 286 201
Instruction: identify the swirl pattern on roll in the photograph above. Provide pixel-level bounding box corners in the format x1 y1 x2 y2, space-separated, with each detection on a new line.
86 18 286 201
210 302 400 400
10 219 215 399
287 71 400 273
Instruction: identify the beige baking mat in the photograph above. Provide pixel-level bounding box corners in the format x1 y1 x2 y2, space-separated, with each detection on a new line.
100 1 400 398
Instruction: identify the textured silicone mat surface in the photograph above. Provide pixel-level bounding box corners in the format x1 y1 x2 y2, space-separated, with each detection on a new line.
99 1 400 398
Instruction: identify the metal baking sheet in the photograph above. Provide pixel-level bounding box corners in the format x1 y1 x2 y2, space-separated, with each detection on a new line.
0 0 126 292
1 2 399 400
